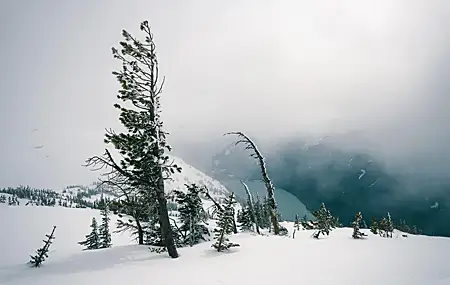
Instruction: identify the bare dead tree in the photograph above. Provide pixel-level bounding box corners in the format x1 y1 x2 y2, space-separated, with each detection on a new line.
225 132 280 235
84 21 181 258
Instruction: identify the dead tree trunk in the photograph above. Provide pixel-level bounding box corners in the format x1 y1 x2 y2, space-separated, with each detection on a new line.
225 132 280 235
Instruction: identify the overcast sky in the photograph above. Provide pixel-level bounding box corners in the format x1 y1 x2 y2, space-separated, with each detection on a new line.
0 0 449 189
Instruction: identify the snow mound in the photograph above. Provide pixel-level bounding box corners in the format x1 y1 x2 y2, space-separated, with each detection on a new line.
2 206 450 285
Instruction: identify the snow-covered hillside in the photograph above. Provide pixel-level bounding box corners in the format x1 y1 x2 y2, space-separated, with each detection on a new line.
0 155 232 210
2 205 450 285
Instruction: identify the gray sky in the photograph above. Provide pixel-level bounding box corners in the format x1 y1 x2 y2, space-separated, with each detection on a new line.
0 0 449 189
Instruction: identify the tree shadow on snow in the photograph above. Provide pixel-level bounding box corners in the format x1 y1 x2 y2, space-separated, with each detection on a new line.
0 245 165 283
202 248 240 258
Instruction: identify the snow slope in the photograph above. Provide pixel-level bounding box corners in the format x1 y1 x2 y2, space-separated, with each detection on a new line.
2 206 450 285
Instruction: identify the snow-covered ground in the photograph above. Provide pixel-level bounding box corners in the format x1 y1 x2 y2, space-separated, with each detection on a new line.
1 205 450 285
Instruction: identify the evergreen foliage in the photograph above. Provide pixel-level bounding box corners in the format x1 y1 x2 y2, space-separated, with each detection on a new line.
312 203 335 239
352 212 366 239
237 206 254 232
240 180 259 234
379 216 388 237
174 184 209 246
370 216 379 235
301 214 314 230
396 219 422 235
385 212 394 238
84 20 182 258
99 203 112 248
79 217 100 250
113 193 148 245
29 226 56 267
212 193 239 252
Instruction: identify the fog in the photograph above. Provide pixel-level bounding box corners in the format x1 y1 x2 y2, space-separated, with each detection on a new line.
0 0 449 189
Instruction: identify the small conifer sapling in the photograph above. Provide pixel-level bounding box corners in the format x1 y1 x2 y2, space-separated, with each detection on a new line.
29 226 56 267
79 217 100 250
212 193 240 252
312 203 334 239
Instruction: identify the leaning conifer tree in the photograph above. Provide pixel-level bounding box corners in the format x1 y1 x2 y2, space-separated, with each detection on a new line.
225 132 280 235
29 226 56 267
79 217 100 250
212 193 240 252
84 21 181 258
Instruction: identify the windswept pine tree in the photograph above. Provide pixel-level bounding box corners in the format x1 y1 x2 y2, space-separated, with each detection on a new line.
84 20 182 258
352 212 366 239
79 217 100 250
212 193 239 252
174 184 209 246
29 226 56 267
370 217 379 235
99 204 112 248
312 203 335 239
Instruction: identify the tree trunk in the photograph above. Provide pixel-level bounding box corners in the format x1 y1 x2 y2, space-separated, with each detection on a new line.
136 218 144 245
217 229 225 252
155 171 179 258
231 208 238 234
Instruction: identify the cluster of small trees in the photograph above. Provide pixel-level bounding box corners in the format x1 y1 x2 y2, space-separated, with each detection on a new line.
293 203 340 239
0 194 20 205
293 205 421 240
370 213 394 237
80 20 287 258
0 185 114 209
79 205 112 250
236 187 287 235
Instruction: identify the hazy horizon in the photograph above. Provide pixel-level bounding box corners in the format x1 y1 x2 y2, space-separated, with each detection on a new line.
1 0 449 189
